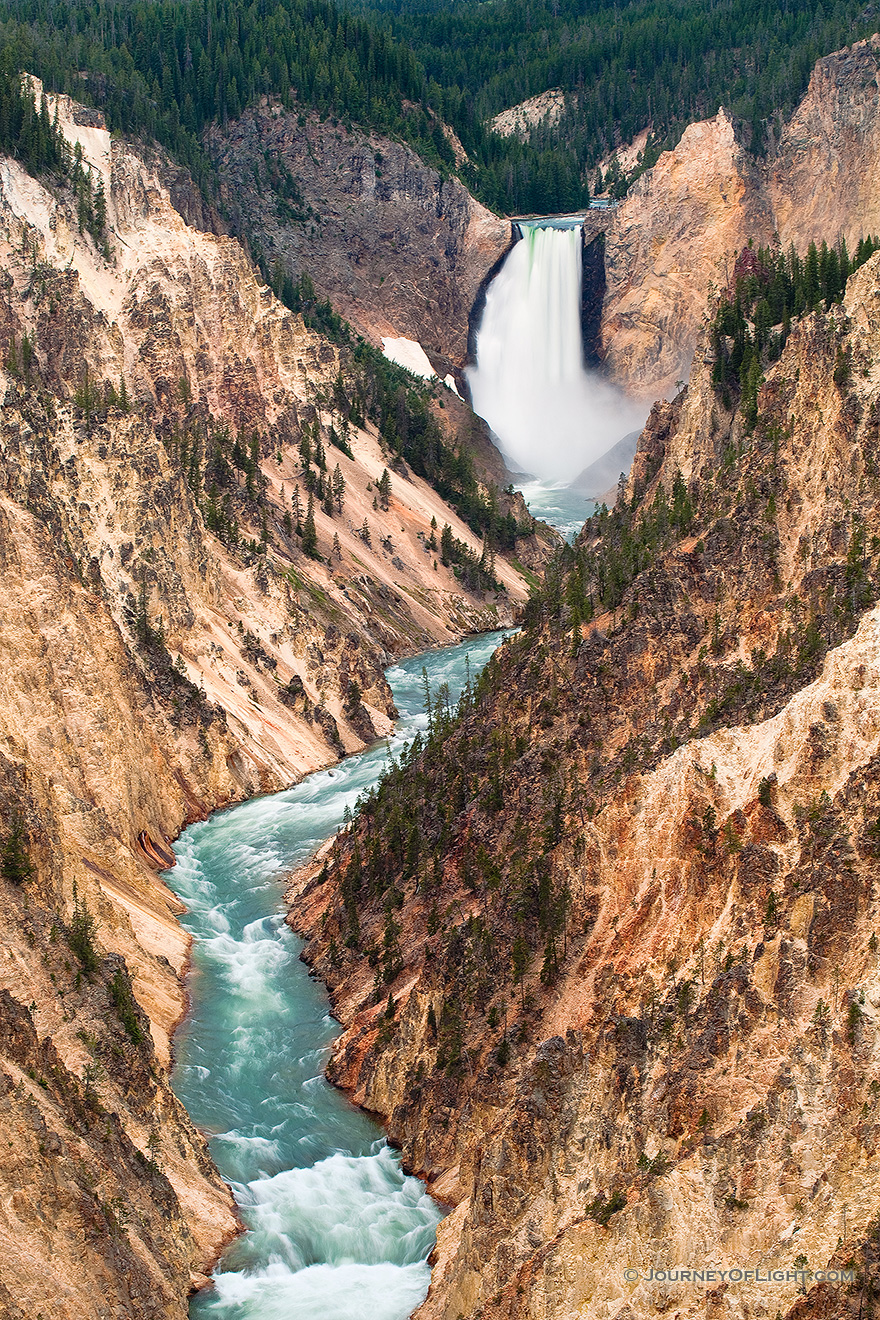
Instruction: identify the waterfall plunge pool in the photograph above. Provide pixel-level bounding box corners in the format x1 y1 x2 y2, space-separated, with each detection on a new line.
166 630 511 1319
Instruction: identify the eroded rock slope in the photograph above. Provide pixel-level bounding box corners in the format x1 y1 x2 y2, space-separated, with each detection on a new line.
288 250 880 1320
598 36 880 400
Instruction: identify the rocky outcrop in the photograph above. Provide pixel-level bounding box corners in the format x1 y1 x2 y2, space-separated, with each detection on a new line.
600 109 770 397
768 38 880 253
207 103 512 365
0 456 239 1315
597 36 880 401
489 91 568 141
287 251 880 1320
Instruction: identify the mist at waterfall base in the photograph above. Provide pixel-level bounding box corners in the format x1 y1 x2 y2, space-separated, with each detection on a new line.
167 632 510 1320
467 220 646 487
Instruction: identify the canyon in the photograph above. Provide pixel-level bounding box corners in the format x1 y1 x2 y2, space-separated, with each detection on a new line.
3 26 880 1320
207 105 511 376
209 36 880 416
288 242 880 1320
0 87 541 1317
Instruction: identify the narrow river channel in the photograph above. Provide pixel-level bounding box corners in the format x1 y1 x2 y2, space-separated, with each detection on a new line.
166 630 509 1319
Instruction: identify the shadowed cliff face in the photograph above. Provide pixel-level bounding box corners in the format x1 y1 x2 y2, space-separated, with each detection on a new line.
287 252 880 1320
206 104 512 366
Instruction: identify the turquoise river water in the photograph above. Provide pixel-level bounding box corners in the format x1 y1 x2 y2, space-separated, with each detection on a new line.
166 630 510 1319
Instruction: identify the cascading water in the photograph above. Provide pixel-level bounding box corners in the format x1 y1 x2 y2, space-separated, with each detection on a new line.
467 218 645 487
167 632 510 1319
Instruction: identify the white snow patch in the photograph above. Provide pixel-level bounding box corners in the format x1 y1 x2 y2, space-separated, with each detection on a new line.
380 339 462 398
381 337 436 382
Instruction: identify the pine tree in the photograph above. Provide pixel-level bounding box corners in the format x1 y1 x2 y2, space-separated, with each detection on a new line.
512 935 529 1008
332 463 346 513
302 491 318 557
93 179 107 236
377 467 391 510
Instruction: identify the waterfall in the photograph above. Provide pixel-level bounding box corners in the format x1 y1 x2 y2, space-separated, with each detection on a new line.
467 219 645 485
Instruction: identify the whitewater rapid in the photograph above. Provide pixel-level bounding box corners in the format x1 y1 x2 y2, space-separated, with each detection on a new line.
167 632 510 1319
467 219 644 484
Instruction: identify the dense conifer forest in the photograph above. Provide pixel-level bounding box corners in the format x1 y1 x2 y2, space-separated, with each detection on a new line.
346 0 880 210
710 236 880 423
0 0 876 216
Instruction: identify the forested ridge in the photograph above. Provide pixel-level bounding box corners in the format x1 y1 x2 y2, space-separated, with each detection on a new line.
0 0 876 216
346 0 880 211
0 0 444 197
710 236 880 425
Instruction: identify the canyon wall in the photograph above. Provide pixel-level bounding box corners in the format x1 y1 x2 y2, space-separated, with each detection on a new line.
599 35 880 401
207 105 512 371
289 250 880 1320
195 37 880 443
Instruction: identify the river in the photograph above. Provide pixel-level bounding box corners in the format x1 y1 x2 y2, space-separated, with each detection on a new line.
166 630 510 1319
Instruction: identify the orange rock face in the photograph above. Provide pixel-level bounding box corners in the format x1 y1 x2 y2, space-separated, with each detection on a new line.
0 87 536 1319
599 37 880 403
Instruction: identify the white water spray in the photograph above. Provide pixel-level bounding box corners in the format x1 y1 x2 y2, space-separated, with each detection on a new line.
467 220 645 484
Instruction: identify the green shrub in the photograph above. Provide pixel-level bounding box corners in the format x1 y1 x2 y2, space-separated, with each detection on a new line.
68 895 100 979
0 815 34 884
108 967 145 1045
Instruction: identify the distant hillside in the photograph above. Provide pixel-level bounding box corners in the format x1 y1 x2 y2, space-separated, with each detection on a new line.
344 0 880 210
1 0 878 215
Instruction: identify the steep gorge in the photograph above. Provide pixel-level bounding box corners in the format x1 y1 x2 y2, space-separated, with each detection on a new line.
288 248 880 1320
0 88 543 1316
208 35 880 437
6 31 880 1320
